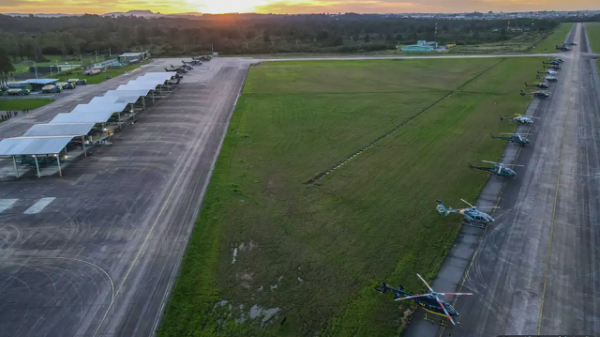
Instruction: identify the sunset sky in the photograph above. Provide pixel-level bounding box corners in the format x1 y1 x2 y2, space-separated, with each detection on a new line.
1 0 599 15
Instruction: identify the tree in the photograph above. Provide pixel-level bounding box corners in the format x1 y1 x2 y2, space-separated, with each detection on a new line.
263 32 271 43
364 34 370 43
332 36 344 46
0 48 15 88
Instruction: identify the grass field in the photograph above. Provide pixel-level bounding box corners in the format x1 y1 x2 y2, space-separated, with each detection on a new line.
585 22 600 65
530 22 574 54
450 32 550 54
13 55 97 75
41 62 146 84
0 98 54 111
158 57 544 337
584 23 600 69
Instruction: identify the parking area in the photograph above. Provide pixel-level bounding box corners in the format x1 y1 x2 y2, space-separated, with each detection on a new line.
0 57 255 337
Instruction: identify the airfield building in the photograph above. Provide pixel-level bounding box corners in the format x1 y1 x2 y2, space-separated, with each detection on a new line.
402 40 439 52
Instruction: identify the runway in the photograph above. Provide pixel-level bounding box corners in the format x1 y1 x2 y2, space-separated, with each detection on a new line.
404 22 600 337
0 58 254 336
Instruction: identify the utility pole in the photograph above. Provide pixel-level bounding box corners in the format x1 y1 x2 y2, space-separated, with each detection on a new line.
211 44 214 53
33 61 38 78
109 48 111 57
95 50 98 62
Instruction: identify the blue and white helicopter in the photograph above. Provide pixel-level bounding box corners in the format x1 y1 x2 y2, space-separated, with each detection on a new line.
499 114 535 125
436 199 495 228
491 133 531 146
469 160 523 178
375 274 473 325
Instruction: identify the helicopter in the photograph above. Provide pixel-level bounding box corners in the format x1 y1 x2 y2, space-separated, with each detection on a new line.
537 69 558 76
468 160 523 178
551 57 565 63
525 81 549 89
556 44 571 51
185 59 203 66
375 274 473 325
436 199 495 227
544 59 561 66
491 133 530 146
180 61 194 70
545 76 558 82
499 114 535 125
165 66 187 74
520 89 550 98
543 63 561 70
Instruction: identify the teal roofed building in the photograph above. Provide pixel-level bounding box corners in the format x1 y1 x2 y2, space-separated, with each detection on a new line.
401 40 439 52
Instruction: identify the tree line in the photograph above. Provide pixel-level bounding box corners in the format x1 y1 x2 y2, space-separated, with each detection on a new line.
0 13 570 64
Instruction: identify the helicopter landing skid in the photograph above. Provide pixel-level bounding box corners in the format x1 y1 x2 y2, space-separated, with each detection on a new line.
422 310 451 326
463 221 487 229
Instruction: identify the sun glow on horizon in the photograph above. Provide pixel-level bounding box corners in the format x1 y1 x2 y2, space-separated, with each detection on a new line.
195 0 275 13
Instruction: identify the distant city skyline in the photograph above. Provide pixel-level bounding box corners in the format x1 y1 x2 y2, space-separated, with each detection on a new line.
1 0 600 15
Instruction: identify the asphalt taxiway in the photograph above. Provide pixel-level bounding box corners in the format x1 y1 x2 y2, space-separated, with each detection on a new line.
0 58 254 336
407 22 600 337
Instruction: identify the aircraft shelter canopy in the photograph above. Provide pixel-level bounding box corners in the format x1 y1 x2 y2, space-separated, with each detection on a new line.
138 72 177 81
50 111 117 124
70 102 129 115
106 89 151 97
23 123 96 137
0 136 73 156
117 82 161 91
128 78 168 86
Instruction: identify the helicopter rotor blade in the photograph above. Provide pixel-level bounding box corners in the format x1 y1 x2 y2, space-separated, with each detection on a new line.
435 292 474 297
394 294 430 301
434 295 456 325
416 274 434 293
482 160 497 165
460 199 475 208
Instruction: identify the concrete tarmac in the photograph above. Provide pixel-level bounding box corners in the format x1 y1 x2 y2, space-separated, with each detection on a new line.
0 58 255 336
405 22 600 337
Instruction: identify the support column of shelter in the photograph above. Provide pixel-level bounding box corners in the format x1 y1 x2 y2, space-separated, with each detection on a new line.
82 136 87 157
33 155 40 178
56 154 62 177
12 156 19 178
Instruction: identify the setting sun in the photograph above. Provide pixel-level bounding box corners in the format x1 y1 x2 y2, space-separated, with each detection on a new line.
195 0 275 13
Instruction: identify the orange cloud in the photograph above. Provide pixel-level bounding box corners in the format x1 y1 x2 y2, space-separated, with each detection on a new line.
0 0 599 15
255 0 600 13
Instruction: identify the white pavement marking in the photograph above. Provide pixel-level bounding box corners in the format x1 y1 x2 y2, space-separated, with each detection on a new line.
0 199 18 213
24 197 56 214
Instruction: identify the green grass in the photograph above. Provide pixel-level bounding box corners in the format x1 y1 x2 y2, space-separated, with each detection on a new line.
40 62 147 84
12 55 97 75
585 22 600 67
587 22 600 53
158 57 544 337
530 22 575 53
0 98 54 111
450 32 550 54
584 23 600 69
